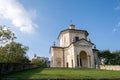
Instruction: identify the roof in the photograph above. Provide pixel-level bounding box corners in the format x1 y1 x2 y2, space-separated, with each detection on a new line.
92 49 99 51
68 38 94 47
50 38 94 49
78 38 94 45
57 29 89 40
50 39 95 54
50 46 63 48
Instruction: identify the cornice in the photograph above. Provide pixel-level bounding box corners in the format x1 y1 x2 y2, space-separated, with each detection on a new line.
58 29 89 40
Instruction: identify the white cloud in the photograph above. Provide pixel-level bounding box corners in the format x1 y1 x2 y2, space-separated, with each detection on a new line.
113 22 120 32
0 0 37 33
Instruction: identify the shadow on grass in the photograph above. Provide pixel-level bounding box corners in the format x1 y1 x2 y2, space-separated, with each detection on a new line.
1 68 120 80
0 67 45 79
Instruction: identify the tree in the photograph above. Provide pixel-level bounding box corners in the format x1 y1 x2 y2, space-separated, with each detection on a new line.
98 50 111 65
0 25 29 63
111 50 120 65
31 58 45 67
98 50 120 65
0 42 29 63
0 25 16 44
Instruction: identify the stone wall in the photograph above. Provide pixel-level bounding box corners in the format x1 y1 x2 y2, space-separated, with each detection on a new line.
0 63 37 74
100 65 120 71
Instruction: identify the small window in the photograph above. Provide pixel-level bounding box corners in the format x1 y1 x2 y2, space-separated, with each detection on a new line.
75 36 79 41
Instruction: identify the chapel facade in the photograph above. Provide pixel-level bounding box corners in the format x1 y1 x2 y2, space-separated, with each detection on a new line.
50 24 99 68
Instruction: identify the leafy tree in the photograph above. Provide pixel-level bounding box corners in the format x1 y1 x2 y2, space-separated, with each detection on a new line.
98 50 120 65
111 50 120 65
0 25 16 44
98 50 111 64
31 58 45 67
0 42 29 63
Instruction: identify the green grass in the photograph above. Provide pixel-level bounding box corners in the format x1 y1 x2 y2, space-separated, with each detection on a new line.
1 68 120 79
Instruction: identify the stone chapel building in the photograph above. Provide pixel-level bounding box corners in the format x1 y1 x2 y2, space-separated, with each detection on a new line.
50 24 99 68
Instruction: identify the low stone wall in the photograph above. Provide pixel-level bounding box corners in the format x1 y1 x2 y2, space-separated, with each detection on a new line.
100 65 120 71
0 63 37 74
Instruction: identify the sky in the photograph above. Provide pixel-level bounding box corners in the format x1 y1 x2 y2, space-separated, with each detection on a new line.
0 0 120 60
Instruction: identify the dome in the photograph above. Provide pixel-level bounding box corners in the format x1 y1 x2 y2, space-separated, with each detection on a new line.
69 24 75 29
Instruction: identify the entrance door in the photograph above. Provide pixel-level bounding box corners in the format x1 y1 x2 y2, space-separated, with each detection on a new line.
80 51 88 68
66 62 68 68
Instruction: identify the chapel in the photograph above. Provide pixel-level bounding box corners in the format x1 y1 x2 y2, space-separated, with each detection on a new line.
50 24 99 68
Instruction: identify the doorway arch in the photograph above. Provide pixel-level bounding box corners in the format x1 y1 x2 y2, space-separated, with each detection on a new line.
56 58 61 67
79 51 88 68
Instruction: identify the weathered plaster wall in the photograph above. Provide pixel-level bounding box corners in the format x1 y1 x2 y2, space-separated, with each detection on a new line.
100 65 120 71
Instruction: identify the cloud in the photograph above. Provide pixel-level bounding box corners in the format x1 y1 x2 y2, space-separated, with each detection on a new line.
118 22 120 26
114 6 120 10
113 22 120 32
113 28 118 32
0 0 37 33
29 9 37 20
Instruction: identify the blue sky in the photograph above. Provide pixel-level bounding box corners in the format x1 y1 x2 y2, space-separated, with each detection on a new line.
0 0 120 59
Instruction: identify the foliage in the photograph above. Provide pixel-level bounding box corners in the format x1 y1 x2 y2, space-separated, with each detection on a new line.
31 58 45 67
0 25 16 44
0 42 29 63
1 68 120 79
98 50 120 65
111 50 120 65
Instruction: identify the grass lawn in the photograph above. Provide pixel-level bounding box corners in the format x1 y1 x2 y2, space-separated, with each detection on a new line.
0 68 120 79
